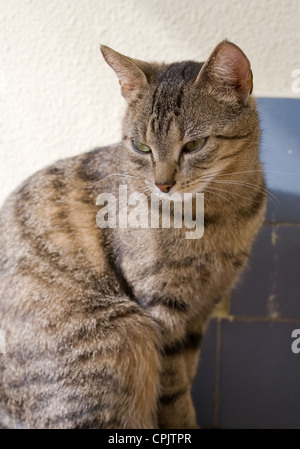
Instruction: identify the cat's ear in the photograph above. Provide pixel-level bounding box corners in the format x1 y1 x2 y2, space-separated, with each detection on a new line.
100 45 149 101
196 40 253 103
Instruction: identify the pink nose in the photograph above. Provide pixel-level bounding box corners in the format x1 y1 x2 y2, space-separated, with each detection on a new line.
155 183 172 193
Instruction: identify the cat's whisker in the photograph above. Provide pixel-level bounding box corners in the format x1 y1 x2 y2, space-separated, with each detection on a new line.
186 179 252 212
203 185 255 205
200 188 233 205
211 178 267 191
132 186 153 198
200 168 292 186
128 185 149 190
93 173 145 185
210 179 279 206
180 177 270 206
193 169 279 208
199 168 264 180
212 168 294 178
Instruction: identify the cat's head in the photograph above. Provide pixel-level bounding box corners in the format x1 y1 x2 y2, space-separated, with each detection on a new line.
101 41 260 197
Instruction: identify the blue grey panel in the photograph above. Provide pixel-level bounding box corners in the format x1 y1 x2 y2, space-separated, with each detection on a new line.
257 98 300 222
219 321 300 429
230 226 270 317
230 225 300 319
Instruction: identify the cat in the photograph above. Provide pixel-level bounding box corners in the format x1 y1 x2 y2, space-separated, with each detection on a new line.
0 40 266 429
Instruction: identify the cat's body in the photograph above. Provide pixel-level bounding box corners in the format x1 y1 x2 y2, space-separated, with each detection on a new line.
0 41 266 428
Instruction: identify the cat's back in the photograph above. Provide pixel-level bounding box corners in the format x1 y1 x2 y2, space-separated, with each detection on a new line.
0 144 134 325
0 146 109 285
0 145 116 353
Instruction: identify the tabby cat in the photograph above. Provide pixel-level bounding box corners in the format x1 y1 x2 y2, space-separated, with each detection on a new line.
0 40 266 428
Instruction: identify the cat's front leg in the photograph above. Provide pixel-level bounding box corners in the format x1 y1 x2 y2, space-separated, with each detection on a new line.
158 348 200 429
149 309 202 429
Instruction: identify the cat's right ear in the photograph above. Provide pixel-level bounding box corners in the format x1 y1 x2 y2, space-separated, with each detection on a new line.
100 46 149 101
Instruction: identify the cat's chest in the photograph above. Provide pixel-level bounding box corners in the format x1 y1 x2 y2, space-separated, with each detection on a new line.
114 227 206 293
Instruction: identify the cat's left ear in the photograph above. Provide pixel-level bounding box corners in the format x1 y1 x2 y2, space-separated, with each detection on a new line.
196 40 253 103
100 45 149 101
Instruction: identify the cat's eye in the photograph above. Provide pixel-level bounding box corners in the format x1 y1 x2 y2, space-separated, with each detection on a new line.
183 138 207 154
131 140 152 154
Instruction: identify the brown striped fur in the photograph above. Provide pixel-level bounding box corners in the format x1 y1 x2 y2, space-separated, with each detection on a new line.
0 41 266 428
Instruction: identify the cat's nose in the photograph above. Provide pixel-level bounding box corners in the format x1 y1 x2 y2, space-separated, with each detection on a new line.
155 183 173 193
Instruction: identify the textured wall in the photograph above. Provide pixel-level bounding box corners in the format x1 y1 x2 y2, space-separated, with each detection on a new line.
0 0 300 205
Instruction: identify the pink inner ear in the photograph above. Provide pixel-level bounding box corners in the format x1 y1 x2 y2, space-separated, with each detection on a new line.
119 74 145 97
219 44 251 85
111 62 146 99
101 46 147 101
208 41 253 100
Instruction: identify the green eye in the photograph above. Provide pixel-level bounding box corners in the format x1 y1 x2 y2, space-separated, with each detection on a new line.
131 140 152 154
183 138 207 153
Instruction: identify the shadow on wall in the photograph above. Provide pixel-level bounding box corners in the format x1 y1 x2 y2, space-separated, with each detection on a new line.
192 98 300 429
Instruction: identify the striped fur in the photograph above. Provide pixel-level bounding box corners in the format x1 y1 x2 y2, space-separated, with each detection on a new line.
0 41 266 428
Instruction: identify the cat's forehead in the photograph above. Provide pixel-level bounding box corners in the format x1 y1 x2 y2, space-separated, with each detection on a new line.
144 64 211 145
142 64 189 133
155 61 204 85
151 61 204 110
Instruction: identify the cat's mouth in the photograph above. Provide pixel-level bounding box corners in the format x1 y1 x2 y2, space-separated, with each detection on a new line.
152 187 189 200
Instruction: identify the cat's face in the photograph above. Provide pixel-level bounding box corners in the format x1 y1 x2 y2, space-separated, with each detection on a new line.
101 42 260 197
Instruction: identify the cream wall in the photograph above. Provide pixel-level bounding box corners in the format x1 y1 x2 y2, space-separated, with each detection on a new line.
0 0 300 206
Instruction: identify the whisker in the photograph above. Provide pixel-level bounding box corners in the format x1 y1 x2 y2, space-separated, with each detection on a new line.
204 185 255 204
93 173 144 184
210 179 279 206
200 169 264 180
212 168 298 178
212 179 270 194
192 168 280 207
198 168 293 184
200 188 232 204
